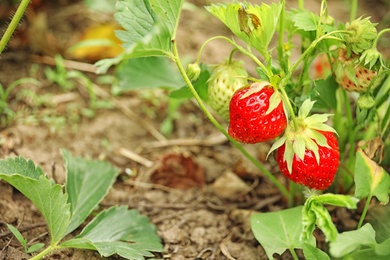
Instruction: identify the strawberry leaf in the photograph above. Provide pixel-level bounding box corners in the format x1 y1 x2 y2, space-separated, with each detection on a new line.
251 206 316 259
63 150 120 235
303 243 331 260
354 149 390 204
330 223 390 258
62 206 163 259
96 0 183 73
114 56 185 94
206 2 282 56
0 157 71 245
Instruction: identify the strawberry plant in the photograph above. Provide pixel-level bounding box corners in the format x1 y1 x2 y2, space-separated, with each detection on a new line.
94 0 390 258
1 0 390 259
0 150 163 259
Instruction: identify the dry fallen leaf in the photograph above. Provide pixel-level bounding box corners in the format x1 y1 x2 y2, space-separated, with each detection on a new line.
150 151 205 189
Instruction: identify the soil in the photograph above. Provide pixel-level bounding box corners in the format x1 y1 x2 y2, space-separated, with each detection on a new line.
0 0 389 260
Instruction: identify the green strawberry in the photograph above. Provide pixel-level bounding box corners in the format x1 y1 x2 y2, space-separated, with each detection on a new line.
207 60 248 120
344 16 377 55
333 47 383 93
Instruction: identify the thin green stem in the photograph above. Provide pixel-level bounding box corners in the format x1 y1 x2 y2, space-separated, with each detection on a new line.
195 35 272 79
290 248 300 260
0 0 31 55
277 0 287 72
358 195 372 229
30 245 57 260
373 28 390 48
298 0 304 10
350 0 358 22
172 40 292 204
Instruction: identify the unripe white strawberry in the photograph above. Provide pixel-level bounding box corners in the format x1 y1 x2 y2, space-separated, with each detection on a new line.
207 60 248 120
333 48 383 93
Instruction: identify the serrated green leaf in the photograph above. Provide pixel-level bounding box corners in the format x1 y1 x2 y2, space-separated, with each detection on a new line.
67 206 163 259
62 150 120 235
354 149 390 204
251 206 315 259
330 223 390 258
206 2 282 56
0 157 71 244
291 9 319 31
0 157 44 180
310 193 359 209
113 56 185 95
303 243 331 260
96 0 183 73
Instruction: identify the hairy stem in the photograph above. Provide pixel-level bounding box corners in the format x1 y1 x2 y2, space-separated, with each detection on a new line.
0 0 31 55
172 40 292 204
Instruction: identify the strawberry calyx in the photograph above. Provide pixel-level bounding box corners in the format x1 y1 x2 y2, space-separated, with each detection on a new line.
344 16 377 56
267 99 337 173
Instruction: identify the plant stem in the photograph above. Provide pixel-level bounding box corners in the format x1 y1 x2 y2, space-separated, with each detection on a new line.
171 40 292 204
30 245 56 260
290 248 300 260
350 0 358 22
373 28 390 48
298 0 304 10
358 195 372 229
195 36 273 79
0 0 31 55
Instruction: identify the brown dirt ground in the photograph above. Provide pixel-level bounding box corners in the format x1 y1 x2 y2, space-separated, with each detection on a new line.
0 0 389 259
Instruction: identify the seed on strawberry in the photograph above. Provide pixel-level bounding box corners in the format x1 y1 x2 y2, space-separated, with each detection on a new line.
228 82 287 144
333 48 383 93
276 130 339 190
207 60 248 120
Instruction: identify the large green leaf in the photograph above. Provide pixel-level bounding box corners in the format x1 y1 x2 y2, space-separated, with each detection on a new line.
62 206 163 259
96 0 183 73
330 223 390 258
206 2 282 56
0 157 71 245
113 56 185 94
354 149 390 204
251 206 315 259
63 150 119 235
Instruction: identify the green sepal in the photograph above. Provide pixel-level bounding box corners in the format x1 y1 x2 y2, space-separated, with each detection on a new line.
266 90 283 115
273 99 337 173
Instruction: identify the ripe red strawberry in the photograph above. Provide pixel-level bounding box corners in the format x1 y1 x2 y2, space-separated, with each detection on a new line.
333 48 382 92
228 82 287 144
276 130 339 190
